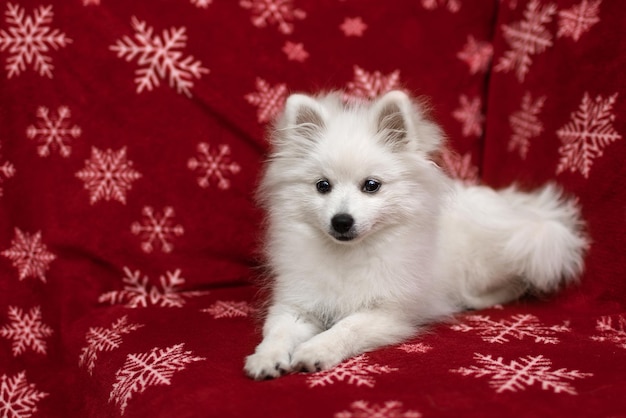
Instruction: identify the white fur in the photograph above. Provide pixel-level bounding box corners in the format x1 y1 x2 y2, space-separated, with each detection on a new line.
244 91 588 380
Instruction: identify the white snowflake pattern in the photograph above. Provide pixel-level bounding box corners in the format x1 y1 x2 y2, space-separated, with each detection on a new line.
591 315 626 349
556 92 622 178
557 0 601 41
110 343 205 415
2 228 56 282
99 267 207 308
453 95 484 137
0 143 15 197
79 316 144 375
131 206 184 253
335 400 421 418
240 0 306 35
452 353 592 394
396 342 433 354
76 147 142 205
188 143 241 190
495 0 557 82
110 17 208 97
245 77 289 123
344 66 401 102
457 35 493 74
451 314 570 344
190 0 213 8
26 106 81 157
0 3 71 78
0 306 53 357
306 354 398 388
201 301 255 319
508 92 546 159
282 41 308 62
421 0 461 12
339 17 367 37
441 149 479 185
0 371 48 418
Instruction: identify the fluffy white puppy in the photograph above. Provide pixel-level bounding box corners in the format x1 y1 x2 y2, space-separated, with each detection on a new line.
244 90 588 380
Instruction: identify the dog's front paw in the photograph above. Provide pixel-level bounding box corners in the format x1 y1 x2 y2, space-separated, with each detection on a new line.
244 350 291 380
290 340 344 373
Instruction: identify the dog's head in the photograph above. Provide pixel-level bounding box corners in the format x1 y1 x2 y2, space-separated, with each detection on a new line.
260 90 447 244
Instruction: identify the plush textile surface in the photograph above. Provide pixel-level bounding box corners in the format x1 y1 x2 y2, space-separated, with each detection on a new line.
0 1 624 417
483 0 626 307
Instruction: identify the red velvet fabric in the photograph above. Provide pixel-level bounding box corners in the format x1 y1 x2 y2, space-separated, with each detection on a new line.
0 1 624 417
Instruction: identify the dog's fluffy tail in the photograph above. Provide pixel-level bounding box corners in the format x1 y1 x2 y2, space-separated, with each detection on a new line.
502 183 589 293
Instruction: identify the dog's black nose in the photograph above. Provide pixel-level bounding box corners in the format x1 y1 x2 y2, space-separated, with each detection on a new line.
331 213 354 234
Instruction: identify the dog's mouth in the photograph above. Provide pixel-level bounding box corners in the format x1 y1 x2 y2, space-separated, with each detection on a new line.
329 231 358 242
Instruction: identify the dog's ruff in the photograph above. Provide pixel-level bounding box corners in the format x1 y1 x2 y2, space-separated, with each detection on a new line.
244 90 588 380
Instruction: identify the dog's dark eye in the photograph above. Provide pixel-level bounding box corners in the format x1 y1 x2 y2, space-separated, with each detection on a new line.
362 179 381 193
316 179 332 194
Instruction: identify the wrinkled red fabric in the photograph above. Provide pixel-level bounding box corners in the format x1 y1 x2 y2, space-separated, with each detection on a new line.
0 1 624 417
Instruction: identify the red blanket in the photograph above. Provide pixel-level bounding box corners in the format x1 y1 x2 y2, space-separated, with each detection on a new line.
1 1 624 417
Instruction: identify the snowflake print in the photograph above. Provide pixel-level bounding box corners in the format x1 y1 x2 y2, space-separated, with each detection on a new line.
110 343 205 415
453 95 484 137
191 0 213 8
344 66 401 102
340 17 367 37
99 267 207 308
335 400 421 418
0 143 15 197
495 0 557 82
0 3 71 78
451 314 570 344
306 354 398 388
79 316 144 375
0 306 53 357
2 228 56 282
557 0 601 41
202 301 255 319
76 147 142 204
240 0 306 35
110 17 208 97
451 353 592 394
421 0 461 13
245 78 289 123
396 342 432 354
457 35 493 74
556 92 621 178
503 0 520 9
188 143 241 190
282 41 308 62
440 149 479 184
131 206 184 253
0 371 48 418
508 92 546 159
591 315 626 349
26 106 81 157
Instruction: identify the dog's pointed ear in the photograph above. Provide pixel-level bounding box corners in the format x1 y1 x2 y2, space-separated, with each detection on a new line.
372 90 444 156
372 90 410 149
281 93 326 135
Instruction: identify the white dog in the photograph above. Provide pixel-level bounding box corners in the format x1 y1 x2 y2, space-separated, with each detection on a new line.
244 90 588 380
